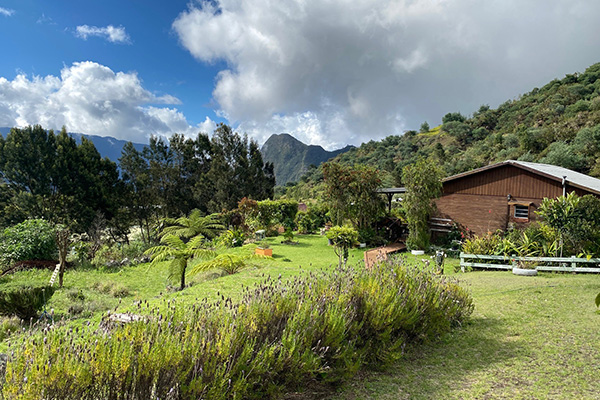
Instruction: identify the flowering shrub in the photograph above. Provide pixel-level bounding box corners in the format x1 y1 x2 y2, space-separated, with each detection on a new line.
3 258 473 399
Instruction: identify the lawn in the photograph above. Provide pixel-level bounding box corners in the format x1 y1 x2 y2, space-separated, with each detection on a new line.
2 234 599 399
0 234 368 329
328 271 600 400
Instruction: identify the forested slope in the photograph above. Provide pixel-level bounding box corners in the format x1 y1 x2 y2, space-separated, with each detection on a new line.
282 62 600 200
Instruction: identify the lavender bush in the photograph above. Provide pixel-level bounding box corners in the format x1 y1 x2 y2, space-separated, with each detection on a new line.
2 258 472 399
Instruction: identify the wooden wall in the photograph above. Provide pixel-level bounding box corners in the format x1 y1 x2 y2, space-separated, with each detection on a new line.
436 165 595 236
443 165 564 198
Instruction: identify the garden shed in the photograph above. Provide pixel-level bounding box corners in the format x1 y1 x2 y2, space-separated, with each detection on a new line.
435 160 600 236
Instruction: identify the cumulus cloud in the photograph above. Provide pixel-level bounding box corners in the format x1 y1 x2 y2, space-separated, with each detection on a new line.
0 7 14 16
0 61 212 142
173 0 600 149
75 25 131 44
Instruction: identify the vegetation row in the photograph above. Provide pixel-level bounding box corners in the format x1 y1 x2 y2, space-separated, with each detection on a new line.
3 260 473 399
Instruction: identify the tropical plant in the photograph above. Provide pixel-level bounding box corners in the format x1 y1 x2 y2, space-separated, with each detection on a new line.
326 226 358 267
536 192 579 256
144 234 215 290
218 229 246 248
161 209 224 240
191 253 265 275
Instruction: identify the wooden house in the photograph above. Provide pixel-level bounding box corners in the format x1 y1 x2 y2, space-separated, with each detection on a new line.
433 160 600 236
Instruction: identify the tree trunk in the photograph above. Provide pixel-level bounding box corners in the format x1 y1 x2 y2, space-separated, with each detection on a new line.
55 228 70 287
180 265 186 291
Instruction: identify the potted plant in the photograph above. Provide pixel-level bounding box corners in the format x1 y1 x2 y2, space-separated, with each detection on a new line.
511 258 538 276
255 240 272 257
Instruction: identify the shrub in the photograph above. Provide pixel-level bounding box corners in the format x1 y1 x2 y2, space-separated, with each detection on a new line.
295 205 329 234
282 228 294 243
218 229 246 248
0 285 55 320
110 284 130 298
3 259 473 399
0 219 57 269
462 232 504 255
357 227 376 244
92 241 151 267
254 199 299 234
295 211 313 234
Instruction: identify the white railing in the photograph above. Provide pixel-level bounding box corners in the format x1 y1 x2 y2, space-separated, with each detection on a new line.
459 253 600 273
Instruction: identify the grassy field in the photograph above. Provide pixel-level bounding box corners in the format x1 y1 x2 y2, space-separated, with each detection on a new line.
2 234 600 399
327 271 600 400
0 234 368 326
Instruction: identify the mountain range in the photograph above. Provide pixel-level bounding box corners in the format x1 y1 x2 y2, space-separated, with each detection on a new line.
0 127 146 163
260 133 354 185
0 127 351 185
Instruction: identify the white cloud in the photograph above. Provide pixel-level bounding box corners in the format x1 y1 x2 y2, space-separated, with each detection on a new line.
173 0 600 148
75 25 131 44
0 61 211 143
36 14 56 25
0 7 14 16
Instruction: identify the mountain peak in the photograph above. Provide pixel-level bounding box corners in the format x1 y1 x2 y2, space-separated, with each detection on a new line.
261 133 354 185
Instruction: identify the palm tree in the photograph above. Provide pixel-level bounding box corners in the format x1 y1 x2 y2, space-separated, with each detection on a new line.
161 209 225 240
144 234 216 291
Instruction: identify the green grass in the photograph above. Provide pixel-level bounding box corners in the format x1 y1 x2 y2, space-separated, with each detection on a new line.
0 234 369 326
2 235 599 399
328 271 600 399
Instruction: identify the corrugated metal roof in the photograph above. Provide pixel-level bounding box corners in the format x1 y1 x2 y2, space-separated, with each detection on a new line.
443 160 600 195
508 160 600 195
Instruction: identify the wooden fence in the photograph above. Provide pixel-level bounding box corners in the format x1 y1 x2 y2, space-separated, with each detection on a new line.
459 253 600 273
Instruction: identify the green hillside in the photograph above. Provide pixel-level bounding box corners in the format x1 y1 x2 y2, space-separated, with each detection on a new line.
281 62 600 200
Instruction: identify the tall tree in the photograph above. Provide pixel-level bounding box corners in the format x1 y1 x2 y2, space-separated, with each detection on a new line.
120 141 156 243
205 124 274 212
323 162 383 229
402 158 442 250
0 126 124 233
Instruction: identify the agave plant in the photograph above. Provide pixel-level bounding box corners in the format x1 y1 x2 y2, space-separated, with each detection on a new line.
144 234 216 290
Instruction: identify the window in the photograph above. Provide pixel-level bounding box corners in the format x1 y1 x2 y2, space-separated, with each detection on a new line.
514 205 529 219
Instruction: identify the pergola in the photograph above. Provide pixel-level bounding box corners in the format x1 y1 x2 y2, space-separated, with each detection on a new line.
377 187 406 212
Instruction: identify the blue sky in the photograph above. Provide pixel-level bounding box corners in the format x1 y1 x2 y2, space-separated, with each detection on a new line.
1 1 600 149
0 0 224 141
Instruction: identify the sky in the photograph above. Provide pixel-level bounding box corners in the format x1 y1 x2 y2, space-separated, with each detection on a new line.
1 0 600 150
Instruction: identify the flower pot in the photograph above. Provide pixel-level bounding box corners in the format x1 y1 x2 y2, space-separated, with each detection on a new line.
512 267 537 276
411 250 425 256
255 247 273 257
